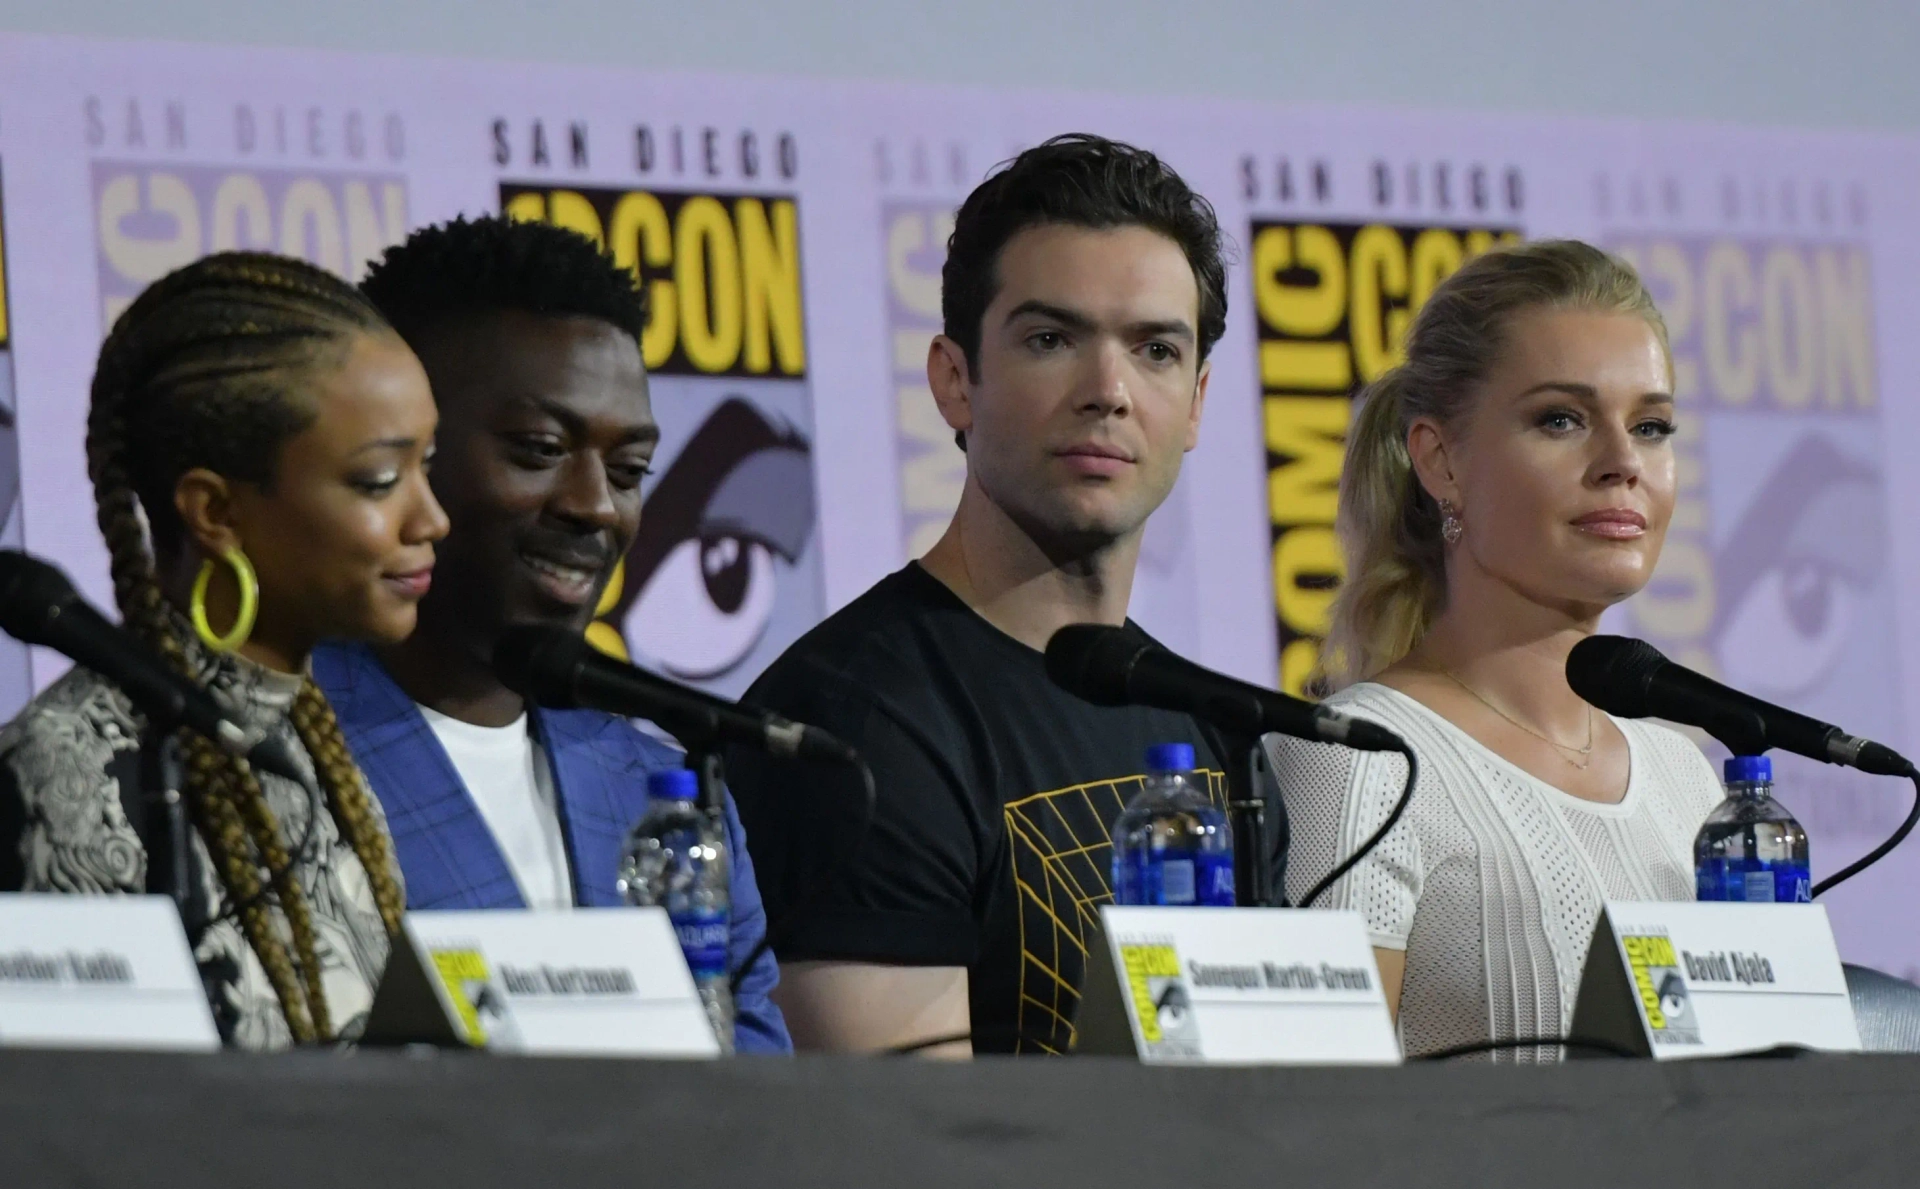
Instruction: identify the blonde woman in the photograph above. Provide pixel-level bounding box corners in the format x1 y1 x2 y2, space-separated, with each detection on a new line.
1271 240 1722 1060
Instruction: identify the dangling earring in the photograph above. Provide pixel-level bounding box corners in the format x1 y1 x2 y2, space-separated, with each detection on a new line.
1439 499 1465 545
191 546 259 653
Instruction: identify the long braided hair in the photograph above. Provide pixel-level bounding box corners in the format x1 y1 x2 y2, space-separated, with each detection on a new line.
87 251 409 1043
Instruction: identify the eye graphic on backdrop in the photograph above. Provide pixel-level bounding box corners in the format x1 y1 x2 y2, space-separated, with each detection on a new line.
588 398 814 682
1712 435 1885 698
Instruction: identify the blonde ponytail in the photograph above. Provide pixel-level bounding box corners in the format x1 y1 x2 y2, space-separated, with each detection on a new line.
1320 239 1669 689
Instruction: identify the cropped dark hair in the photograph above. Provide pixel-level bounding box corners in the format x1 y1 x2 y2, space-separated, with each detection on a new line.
359 214 648 346
942 133 1229 379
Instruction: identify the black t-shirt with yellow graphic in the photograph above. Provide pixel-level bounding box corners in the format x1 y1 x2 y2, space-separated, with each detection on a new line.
728 563 1226 1054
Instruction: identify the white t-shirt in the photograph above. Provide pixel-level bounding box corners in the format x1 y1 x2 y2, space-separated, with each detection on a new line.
420 705 574 911
1269 682 1723 1061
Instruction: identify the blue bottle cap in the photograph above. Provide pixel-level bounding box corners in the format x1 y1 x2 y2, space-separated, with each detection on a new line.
1145 742 1196 773
648 768 701 800
1724 754 1773 784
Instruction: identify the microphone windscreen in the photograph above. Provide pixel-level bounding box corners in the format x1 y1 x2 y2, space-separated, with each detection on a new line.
0 550 79 645
492 624 588 706
1565 634 1666 718
1044 623 1147 707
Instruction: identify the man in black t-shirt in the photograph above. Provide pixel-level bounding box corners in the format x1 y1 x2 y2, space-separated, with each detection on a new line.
728 134 1237 1055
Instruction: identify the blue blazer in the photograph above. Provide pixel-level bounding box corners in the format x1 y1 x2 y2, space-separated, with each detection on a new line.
311 641 790 1054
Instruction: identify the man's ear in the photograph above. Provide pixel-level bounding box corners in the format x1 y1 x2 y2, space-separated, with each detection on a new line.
927 335 974 442
173 468 244 560
1405 416 1461 506
1184 359 1211 452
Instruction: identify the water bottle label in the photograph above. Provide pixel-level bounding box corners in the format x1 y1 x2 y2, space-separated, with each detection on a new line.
1111 852 1237 908
1160 860 1196 904
1696 859 1812 904
670 908 729 979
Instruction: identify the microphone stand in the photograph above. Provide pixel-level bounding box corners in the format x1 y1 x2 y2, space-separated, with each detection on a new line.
1219 729 1272 908
685 745 728 830
139 725 193 919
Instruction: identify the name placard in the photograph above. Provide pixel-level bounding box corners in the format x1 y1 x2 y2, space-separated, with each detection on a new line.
0 894 218 1051
365 908 720 1058
1075 906 1400 1065
1571 901 1861 1059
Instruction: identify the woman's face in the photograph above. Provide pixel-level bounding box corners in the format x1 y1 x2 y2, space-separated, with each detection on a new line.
1414 307 1676 616
219 332 449 651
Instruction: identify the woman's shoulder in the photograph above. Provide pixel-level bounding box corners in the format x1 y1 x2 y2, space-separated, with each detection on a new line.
0 665 141 780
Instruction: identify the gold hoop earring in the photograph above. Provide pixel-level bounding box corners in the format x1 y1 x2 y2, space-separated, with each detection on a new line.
191 547 259 653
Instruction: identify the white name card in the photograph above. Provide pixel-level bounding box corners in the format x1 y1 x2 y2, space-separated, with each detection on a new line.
0 894 218 1051
1572 901 1861 1059
1076 906 1400 1065
364 908 720 1058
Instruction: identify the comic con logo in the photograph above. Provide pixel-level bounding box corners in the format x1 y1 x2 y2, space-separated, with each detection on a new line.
502 184 820 693
1252 221 1519 695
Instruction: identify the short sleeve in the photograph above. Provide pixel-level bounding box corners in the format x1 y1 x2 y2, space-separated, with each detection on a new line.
1268 732 1422 949
727 663 982 967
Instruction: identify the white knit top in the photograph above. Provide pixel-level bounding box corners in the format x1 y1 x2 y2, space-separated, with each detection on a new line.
1269 682 1724 1061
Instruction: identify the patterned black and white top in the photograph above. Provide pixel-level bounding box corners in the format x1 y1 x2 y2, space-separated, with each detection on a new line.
0 630 401 1050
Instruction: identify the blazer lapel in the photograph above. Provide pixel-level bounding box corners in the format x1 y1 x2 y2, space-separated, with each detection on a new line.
534 707 652 908
312 643 526 910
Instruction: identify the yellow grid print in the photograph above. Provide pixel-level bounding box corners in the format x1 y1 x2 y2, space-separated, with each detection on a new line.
1003 768 1226 1054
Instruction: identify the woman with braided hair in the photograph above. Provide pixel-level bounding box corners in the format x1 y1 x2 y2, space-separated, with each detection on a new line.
0 251 448 1048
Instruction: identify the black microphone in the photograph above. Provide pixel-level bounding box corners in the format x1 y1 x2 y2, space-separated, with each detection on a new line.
1567 635 1912 777
0 550 306 784
1044 624 1405 752
493 624 859 765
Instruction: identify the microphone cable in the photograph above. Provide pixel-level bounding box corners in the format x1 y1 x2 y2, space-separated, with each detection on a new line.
727 750 878 999
1296 742 1420 910
1813 761 1920 899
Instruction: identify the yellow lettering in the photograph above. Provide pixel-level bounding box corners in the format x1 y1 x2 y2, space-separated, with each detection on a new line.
1264 396 1348 525
1702 242 1758 404
1408 228 1463 313
1761 246 1818 408
1816 247 1875 409
1349 225 1408 382
886 211 950 319
344 181 407 283
503 191 547 223
1279 638 1321 699
1647 242 1697 399
1273 527 1344 636
675 195 743 373
1260 341 1351 390
97 172 201 285
209 174 271 253
608 191 676 369
1253 224 1346 337
278 179 344 276
737 197 806 375
546 189 604 248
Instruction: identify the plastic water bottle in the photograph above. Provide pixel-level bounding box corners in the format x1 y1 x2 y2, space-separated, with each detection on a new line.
1110 742 1235 907
1695 755 1811 904
618 768 734 1054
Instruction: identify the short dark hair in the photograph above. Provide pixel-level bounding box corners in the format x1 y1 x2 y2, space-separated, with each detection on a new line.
942 133 1228 380
359 214 647 346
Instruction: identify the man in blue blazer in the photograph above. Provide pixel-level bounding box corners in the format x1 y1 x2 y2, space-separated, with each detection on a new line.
313 215 788 1053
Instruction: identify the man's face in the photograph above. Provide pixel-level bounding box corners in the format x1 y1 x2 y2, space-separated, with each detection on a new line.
932 223 1209 553
410 310 658 657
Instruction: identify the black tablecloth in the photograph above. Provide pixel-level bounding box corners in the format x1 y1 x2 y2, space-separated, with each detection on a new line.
4 1047 1913 1187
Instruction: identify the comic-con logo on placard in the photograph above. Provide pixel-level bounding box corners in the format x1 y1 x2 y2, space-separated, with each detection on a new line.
502 185 820 699
1251 222 1518 695
1620 928 1701 1046
1118 939 1202 1060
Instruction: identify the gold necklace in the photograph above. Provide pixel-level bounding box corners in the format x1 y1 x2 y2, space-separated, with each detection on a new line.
1443 670 1595 770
